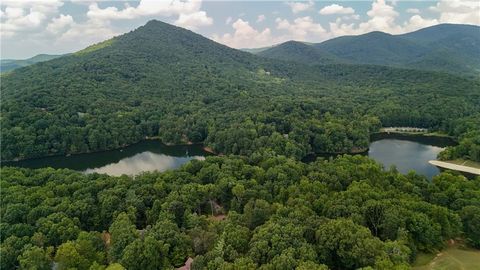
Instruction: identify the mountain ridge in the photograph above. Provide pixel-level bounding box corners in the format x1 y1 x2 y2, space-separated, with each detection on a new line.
0 54 64 73
256 23 480 76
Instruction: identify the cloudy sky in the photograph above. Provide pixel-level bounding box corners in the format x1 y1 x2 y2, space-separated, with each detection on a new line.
1 0 479 59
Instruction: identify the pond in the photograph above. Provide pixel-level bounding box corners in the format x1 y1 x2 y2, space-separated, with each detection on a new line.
3 134 456 178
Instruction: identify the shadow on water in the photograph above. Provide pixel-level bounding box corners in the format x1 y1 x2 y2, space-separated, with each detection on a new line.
2 140 211 176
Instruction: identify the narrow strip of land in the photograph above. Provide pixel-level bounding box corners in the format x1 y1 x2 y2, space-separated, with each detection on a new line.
429 160 480 175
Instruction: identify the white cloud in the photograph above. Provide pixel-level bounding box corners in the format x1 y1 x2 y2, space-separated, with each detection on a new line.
135 0 202 17
46 14 74 35
406 8 420 14
276 16 329 41
257 14 266 23
286 0 314 14
403 15 439 32
362 0 401 33
225 16 232 25
0 0 62 37
319 4 355 15
1 0 63 14
86 0 207 21
430 0 480 25
86 3 137 20
56 21 118 50
213 16 330 49
328 0 477 39
56 0 212 49
212 19 277 48
328 0 403 37
175 11 212 30
326 0 395 38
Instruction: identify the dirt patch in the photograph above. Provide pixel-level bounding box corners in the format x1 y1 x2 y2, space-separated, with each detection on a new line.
208 214 227 221
177 257 193 270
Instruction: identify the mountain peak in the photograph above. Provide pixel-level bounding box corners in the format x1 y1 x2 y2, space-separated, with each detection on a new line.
258 39 337 65
364 31 392 37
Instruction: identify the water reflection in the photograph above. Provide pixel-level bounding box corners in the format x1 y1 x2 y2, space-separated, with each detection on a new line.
368 139 444 179
3 141 210 176
84 152 205 176
4 134 457 178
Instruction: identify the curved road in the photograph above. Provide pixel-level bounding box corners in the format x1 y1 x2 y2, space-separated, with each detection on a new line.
429 160 480 175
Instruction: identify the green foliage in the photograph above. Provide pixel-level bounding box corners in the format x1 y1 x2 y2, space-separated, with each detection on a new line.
109 213 137 262
258 40 339 65
2 154 479 269
438 114 480 162
315 218 390 269
18 246 52 270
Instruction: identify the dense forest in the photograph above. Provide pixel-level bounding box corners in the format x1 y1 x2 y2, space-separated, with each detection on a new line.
438 114 480 162
1 21 479 162
2 155 480 269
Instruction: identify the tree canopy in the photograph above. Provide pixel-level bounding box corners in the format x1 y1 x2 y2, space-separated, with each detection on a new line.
1 155 479 269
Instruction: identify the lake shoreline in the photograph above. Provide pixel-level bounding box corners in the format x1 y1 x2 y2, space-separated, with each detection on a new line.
372 131 455 140
1 138 206 164
2 130 457 165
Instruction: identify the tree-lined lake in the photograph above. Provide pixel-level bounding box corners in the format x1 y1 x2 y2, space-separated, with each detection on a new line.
2 141 209 176
3 134 456 178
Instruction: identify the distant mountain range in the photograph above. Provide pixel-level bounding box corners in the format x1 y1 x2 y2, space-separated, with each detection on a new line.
251 24 480 76
3 24 478 76
0 54 64 73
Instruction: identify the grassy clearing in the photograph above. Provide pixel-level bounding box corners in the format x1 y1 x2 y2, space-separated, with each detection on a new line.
75 38 116 55
413 244 480 270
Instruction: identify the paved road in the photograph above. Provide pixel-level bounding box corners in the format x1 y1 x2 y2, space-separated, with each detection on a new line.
429 160 480 175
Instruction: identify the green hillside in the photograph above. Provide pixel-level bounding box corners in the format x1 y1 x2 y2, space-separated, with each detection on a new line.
254 40 339 65
315 31 425 66
2 20 479 162
257 24 480 76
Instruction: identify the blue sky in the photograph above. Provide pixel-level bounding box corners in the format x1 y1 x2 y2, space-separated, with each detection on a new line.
1 0 479 58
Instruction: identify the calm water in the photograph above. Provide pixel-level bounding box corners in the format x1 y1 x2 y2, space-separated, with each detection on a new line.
368 133 456 179
2 141 209 176
3 134 456 178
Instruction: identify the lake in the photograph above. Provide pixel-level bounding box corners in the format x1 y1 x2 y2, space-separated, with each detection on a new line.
2 141 209 176
3 134 456 178
368 133 456 179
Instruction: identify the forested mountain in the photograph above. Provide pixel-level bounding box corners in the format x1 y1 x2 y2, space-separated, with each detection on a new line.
314 31 425 66
2 20 480 270
257 24 480 75
253 41 339 65
1 20 479 162
0 54 64 73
